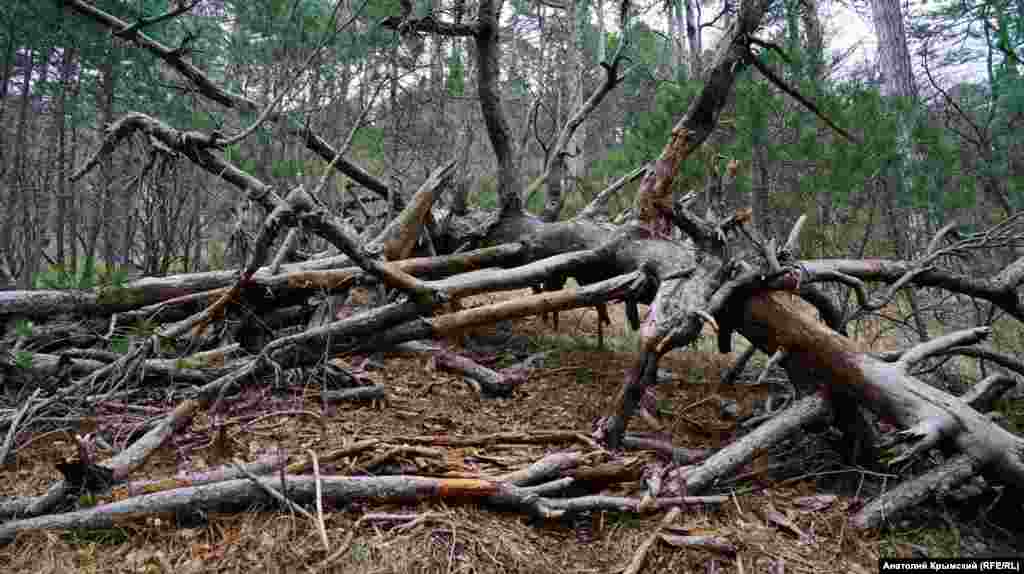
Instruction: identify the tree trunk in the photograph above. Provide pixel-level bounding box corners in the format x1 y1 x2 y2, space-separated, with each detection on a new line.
54 47 78 269
870 0 930 340
11 48 34 287
683 0 701 76
0 22 15 167
475 0 521 215
869 0 915 257
86 45 116 270
751 99 772 239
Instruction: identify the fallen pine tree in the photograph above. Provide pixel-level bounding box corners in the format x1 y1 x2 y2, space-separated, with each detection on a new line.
0 0 1021 552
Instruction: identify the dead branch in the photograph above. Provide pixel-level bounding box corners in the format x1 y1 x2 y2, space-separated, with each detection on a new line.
802 255 1024 321
354 270 653 353
389 431 593 448
0 474 726 542
0 389 40 466
659 532 737 555
63 0 396 205
620 435 712 464
320 385 387 403
429 349 526 397
577 164 648 220
231 458 315 521
959 373 1017 412
497 451 588 486
897 326 991 369
632 0 772 234
623 506 682 574
720 346 757 385
683 395 830 492
850 453 979 530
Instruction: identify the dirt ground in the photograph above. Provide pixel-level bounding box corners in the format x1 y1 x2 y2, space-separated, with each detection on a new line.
0 289 1013 573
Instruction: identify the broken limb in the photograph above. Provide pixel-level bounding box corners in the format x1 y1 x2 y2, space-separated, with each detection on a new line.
850 454 979 530
320 385 387 403
0 474 726 542
9 399 199 520
682 395 830 493
429 350 527 397
353 270 654 352
620 435 712 465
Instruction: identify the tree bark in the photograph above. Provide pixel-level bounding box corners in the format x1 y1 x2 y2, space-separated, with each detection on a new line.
475 0 521 215
683 0 701 76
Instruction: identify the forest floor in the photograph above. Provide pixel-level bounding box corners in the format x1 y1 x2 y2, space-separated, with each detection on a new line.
0 289 1020 573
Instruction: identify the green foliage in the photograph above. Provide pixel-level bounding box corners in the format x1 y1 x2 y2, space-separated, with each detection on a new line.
446 50 466 97
13 319 34 338
593 78 705 200
469 178 499 210
13 350 34 370
207 241 228 270
109 335 131 355
879 523 962 557
34 258 99 290
574 367 594 385
351 126 387 162
526 185 546 213
350 541 372 562
271 158 304 178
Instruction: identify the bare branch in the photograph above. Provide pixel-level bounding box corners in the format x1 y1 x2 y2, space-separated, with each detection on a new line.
382 15 479 36
114 0 202 36
897 326 991 370
960 373 1017 412
578 164 648 220
745 49 860 144
63 0 394 204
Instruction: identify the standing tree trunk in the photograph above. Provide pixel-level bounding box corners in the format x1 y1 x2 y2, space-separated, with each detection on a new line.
11 48 34 288
53 47 78 269
86 45 117 271
567 0 587 206
870 0 915 260
24 47 54 288
750 83 773 240
0 22 15 168
475 0 521 215
683 0 701 76
869 0 930 340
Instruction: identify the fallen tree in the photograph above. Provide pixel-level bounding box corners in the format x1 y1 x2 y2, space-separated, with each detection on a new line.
0 0 1021 545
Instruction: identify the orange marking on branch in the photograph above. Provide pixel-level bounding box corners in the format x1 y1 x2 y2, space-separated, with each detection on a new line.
437 478 500 498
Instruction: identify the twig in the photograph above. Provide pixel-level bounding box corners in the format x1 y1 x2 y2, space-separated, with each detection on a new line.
578 164 649 220
721 346 756 385
0 389 41 466
307 449 331 552
286 439 380 474
389 430 593 447
230 458 314 521
752 348 787 386
623 507 682 574
269 229 302 275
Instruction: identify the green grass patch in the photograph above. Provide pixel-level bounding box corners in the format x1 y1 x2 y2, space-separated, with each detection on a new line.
879 523 962 558
61 528 132 546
